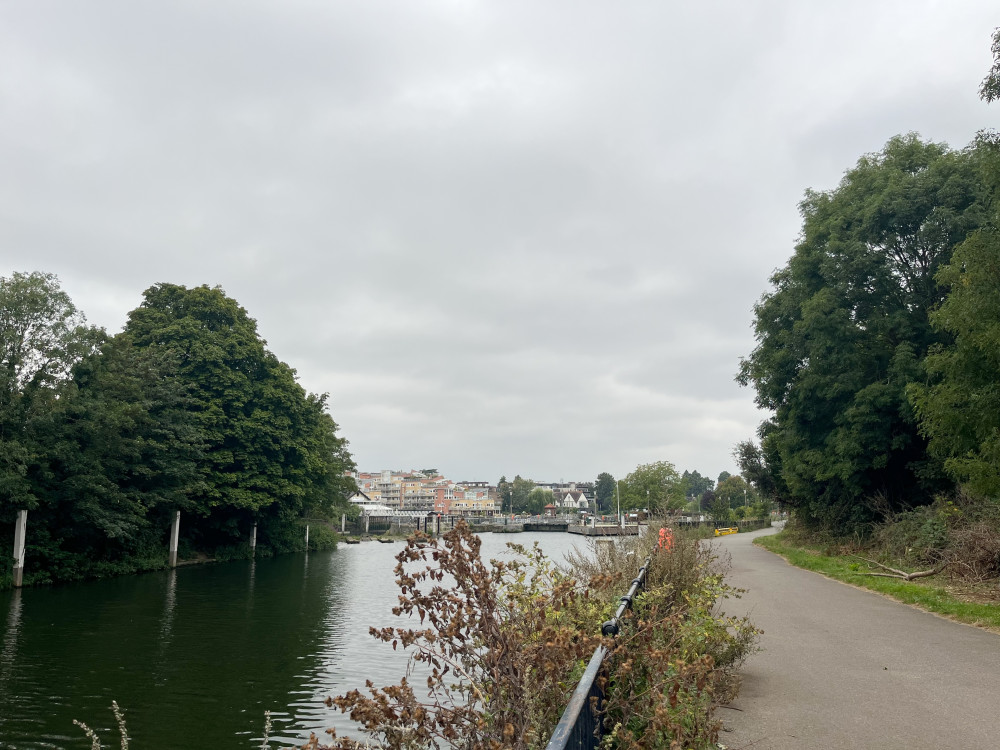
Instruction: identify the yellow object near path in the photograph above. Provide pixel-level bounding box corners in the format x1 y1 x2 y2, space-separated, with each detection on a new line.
714 527 738 536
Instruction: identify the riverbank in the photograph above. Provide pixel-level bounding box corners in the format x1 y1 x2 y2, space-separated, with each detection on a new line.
755 531 1000 632
1 521 342 591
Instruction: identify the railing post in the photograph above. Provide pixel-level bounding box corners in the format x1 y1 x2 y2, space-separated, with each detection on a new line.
547 555 653 749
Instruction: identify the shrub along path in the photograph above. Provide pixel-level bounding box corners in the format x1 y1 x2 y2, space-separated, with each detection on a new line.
718 527 1000 750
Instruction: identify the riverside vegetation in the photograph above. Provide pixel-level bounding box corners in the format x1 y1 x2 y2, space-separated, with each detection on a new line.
297 520 759 750
0 275 355 588
68 521 758 749
732 30 1000 606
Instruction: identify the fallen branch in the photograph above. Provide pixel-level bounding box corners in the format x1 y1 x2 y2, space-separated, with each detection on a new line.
851 555 950 581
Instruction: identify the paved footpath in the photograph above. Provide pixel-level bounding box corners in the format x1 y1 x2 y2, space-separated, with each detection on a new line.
716 527 1000 750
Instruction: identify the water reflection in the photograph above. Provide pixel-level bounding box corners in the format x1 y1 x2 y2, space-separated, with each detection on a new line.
0 589 23 701
0 532 590 749
152 569 177 687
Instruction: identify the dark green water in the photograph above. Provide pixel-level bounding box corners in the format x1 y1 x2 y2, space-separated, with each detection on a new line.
0 532 586 749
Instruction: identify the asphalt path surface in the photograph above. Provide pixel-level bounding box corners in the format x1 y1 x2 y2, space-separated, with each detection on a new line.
716 526 1000 750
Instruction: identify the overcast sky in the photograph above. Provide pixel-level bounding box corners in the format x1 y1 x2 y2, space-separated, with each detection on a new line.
2 2 997 484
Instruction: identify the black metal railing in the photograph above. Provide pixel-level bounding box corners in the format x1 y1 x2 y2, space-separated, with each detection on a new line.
544 555 652 750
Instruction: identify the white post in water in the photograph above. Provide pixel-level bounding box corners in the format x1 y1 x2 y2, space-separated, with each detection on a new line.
364 514 370 534
250 523 257 556
304 524 310 549
12 510 27 588
169 510 181 568
341 514 346 533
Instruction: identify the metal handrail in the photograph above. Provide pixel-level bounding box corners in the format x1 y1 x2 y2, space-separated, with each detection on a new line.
544 555 652 750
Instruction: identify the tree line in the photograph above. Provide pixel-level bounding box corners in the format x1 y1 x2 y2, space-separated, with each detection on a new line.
735 31 1000 533
496 463 767 521
1 274 355 586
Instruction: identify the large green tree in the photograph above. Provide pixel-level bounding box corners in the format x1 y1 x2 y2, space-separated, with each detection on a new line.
496 476 511 514
909 41 1000 497
681 470 714 502
714 475 754 511
24 338 205 577
0 272 101 520
733 438 786 506
738 135 986 531
122 283 353 542
594 472 616 513
509 475 536 514
619 461 684 513
525 487 552 515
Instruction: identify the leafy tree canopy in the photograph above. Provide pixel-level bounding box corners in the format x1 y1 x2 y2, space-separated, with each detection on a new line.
123 283 353 529
910 59 1000 498
681 470 714 500
980 27 1000 103
0 272 102 518
525 487 552 515
715 475 755 511
619 460 684 513
509 475 536 514
738 134 987 531
733 438 786 506
594 472 616 512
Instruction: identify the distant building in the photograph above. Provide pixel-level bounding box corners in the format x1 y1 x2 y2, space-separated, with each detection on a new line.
347 469 499 516
348 490 394 515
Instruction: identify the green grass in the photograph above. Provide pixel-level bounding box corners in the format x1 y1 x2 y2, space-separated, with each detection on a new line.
756 531 1000 632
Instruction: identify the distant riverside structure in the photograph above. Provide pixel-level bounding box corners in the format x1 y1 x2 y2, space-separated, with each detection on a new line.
346 470 596 517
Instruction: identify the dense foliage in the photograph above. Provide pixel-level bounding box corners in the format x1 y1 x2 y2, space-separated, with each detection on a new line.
1 275 354 587
738 135 988 530
594 471 616 512
739 34 1000 533
315 521 757 749
618 460 684 512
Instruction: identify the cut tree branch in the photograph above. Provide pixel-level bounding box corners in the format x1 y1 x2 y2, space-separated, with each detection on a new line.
851 555 950 581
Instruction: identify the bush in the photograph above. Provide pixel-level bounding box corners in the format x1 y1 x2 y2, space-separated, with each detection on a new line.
309 520 758 750
787 490 1000 584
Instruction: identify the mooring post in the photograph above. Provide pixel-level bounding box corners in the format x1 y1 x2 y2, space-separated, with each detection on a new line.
169 510 181 568
435 514 440 535
305 524 310 550
12 509 27 588
341 514 346 533
364 514 369 533
250 523 257 556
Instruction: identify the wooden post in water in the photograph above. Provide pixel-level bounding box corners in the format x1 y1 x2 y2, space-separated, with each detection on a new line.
435 514 440 535
304 524 310 550
169 510 181 568
250 523 257 556
12 510 27 588
341 514 346 533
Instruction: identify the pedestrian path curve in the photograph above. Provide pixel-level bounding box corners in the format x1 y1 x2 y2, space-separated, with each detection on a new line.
718 527 1000 749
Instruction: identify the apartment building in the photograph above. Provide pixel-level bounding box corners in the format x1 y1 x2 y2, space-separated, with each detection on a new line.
347 470 499 516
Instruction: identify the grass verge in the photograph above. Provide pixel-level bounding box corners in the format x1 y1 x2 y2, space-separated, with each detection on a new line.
755 531 1000 633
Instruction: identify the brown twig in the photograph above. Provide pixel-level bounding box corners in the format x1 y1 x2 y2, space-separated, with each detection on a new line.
851 555 950 581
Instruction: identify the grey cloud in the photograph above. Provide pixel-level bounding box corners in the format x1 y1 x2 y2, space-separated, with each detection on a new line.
2 0 996 482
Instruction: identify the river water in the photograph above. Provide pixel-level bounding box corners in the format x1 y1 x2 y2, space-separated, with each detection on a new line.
0 531 593 749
